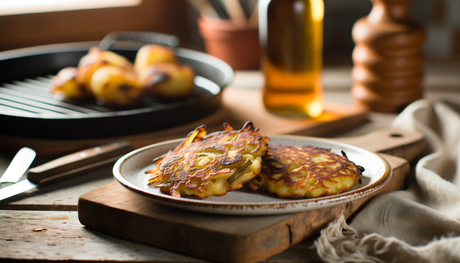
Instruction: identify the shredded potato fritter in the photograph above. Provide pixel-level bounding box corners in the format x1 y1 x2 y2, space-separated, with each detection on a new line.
146 121 269 199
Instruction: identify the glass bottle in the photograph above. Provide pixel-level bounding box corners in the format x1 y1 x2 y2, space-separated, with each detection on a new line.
259 0 324 118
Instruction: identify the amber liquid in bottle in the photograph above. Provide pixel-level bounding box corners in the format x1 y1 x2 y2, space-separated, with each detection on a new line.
259 0 324 117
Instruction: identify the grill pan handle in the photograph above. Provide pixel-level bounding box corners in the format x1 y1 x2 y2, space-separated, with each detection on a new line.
99 31 180 50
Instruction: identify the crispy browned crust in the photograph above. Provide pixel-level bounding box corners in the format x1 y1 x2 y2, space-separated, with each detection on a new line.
146 121 270 198
249 144 364 199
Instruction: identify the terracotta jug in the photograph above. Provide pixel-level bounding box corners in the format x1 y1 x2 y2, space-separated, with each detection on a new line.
351 0 426 113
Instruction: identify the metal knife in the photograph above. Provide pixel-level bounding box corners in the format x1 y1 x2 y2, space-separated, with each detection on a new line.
0 141 132 202
0 147 36 186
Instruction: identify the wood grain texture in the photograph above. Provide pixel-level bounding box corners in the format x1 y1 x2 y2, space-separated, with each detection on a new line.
0 210 323 262
0 210 208 262
77 151 412 263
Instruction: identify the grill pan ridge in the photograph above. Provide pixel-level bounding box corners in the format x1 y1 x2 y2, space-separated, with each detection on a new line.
0 39 233 140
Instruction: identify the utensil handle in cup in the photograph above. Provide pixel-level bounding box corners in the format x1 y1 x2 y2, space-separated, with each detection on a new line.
27 141 132 185
99 31 180 50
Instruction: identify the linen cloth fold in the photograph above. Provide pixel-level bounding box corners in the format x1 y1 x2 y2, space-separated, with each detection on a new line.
314 99 460 262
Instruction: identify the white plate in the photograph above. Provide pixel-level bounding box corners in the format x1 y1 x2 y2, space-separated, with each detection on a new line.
113 135 391 215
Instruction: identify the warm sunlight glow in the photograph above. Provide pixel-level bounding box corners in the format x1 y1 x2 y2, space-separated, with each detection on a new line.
0 0 141 16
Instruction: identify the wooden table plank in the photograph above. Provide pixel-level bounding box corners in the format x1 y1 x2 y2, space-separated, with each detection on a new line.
0 210 322 262
0 210 208 262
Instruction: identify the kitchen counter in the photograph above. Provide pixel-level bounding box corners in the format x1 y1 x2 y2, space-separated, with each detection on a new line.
1 64 459 262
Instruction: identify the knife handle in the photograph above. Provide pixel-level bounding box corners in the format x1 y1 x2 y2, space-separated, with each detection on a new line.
27 141 132 185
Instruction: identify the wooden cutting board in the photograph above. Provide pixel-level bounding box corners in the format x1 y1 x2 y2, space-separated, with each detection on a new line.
0 87 368 158
78 129 426 263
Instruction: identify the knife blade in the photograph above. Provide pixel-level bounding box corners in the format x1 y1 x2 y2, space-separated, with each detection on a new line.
0 141 132 202
0 147 36 186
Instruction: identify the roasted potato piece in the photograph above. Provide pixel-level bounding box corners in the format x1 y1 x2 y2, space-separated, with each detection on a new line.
51 67 91 98
146 122 270 199
134 44 179 72
77 47 134 91
249 144 364 199
52 45 195 107
90 66 145 108
138 64 195 99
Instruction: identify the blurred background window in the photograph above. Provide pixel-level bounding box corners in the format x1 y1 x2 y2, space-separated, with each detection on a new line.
0 0 141 16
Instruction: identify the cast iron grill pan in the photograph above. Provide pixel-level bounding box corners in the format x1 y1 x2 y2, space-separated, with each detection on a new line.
0 33 233 140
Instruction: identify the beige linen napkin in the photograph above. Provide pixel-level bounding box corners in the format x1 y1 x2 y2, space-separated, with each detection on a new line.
314 99 460 262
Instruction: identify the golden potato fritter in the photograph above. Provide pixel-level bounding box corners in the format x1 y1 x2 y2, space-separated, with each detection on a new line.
249 144 364 199
146 122 270 199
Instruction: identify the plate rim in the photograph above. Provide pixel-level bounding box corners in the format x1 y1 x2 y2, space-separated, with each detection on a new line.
113 134 392 215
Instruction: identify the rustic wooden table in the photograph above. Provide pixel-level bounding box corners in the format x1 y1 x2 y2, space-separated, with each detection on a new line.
1 64 459 262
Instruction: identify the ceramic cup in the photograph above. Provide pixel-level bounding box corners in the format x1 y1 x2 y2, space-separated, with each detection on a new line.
197 17 259 70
